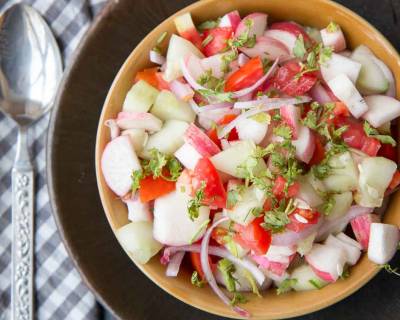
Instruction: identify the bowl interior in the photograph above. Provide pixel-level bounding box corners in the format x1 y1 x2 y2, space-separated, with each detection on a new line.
95 0 400 318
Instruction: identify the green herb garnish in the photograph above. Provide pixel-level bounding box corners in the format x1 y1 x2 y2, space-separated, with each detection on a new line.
293 34 307 59
326 22 339 33
364 121 396 146
276 278 297 295
191 271 206 287
188 181 206 220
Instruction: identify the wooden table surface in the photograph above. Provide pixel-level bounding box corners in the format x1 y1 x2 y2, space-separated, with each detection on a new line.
49 1 400 319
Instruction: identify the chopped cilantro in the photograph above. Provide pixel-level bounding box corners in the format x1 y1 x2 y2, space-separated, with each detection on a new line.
153 31 168 54
197 18 221 31
321 194 336 215
380 263 400 277
242 269 261 297
227 18 256 51
230 292 248 306
326 22 339 33
309 279 323 289
251 112 271 124
363 121 396 146
318 46 333 65
274 125 292 139
142 148 182 181
131 170 143 193
197 88 234 103
312 162 332 179
262 199 293 233
227 188 241 209
221 51 238 73
217 259 237 292
340 268 350 279
191 271 206 287
276 278 297 295
293 35 307 59
188 181 206 220
249 207 264 217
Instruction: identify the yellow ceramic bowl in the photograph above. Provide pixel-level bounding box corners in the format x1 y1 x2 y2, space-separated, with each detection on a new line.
95 0 400 318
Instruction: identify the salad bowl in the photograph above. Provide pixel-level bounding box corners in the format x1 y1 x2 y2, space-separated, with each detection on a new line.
95 0 400 318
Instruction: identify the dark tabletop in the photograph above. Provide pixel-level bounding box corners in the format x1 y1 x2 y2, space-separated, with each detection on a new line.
49 1 400 320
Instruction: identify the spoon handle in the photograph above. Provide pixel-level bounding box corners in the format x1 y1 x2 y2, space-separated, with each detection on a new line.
12 128 34 320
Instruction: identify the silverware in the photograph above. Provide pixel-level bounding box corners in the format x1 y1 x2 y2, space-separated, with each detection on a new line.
0 4 62 320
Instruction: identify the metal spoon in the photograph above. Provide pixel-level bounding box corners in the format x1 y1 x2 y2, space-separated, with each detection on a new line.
0 4 62 320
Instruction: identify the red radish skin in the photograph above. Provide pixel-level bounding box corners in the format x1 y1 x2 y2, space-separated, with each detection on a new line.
270 21 311 43
219 10 241 31
320 27 347 52
308 265 336 283
264 29 297 53
280 105 301 139
116 111 162 132
293 125 316 163
101 136 141 197
350 213 380 250
184 124 221 157
235 13 268 38
174 13 203 49
240 36 291 61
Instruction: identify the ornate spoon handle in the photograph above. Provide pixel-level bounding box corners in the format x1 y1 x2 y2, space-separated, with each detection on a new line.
12 128 34 320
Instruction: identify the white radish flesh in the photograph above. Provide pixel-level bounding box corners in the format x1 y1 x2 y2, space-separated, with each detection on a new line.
235 13 267 38
122 80 159 113
264 29 297 54
320 27 346 52
327 74 368 118
240 36 290 61
362 95 400 127
291 264 328 291
105 119 120 140
351 213 380 250
153 190 210 246
293 126 315 164
297 176 324 208
140 120 188 159
164 34 204 81
355 157 397 207
117 112 163 132
325 192 353 221
124 196 152 222
325 234 361 265
184 124 220 157
321 53 361 84
101 136 141 197
280 105 300 139
305 243 346 282
368 223 400 264
151 90 195 123
200 53 227 78
336 232 363 251
121 128 148 153
219 10 241 30
116 222 163 264
174 143 202 170
235 117 268 144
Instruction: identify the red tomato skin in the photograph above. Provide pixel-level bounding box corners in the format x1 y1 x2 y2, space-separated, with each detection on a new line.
360 137 381 157
273 62 318 96
270 21 312 43
309 135 325 166
286 209 320 232
180 28 203 49
333 102 350 117
389 170 400 190
272 176 299 199
139 176 176 202
207 114 239 148
378 143 397 162
202 27 232 56
234 217 272 255
225 57 264 92
192 158 227 208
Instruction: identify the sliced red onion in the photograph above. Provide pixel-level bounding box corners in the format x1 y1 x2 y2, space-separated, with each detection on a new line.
165 252 185 277
271 217 324 246
200 217 251 318
104 119 120 140
198 102 233 112
310 83 332 104
181 58 206 91
170 80 194 102
231 58 279 98
234 96 312 109
317 206 373 240
238 53 249 67
149 50 166 65
237 92 253 102
189 99 202 114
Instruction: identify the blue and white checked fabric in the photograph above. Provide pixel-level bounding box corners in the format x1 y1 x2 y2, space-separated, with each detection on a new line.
0 0 107 319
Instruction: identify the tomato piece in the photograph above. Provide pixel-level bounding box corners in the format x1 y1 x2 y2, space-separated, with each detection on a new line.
389 170 400 190
234 217 271 255
225 57 264 92
286 209 320 232
272 176 299 199
263 198 272 212
270 21 312 43
202 27 232 57
139 176 176 202
309 135 325 166
207 114 239 147
378 143 397 162
192 158 227 208
333 102 350 117
273 62 318 96
135 68 170 91
180 28 203 49
361 137 381 157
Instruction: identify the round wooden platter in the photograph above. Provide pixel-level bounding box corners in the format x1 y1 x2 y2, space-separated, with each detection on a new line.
48 0 400 319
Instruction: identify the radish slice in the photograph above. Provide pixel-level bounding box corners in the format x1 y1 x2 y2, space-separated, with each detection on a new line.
200 217 250 318
150 50 166 65
251 255 290 276
317 206 373 241
124 194 152 222
117 112 163 132
336 232 363 250
280 105 300 139
321 53 361 83
240 36 290 61
238 53 249 67
325 234 361 265
198 102 234 112
200 53 226 78
235 117 269 144
101 136 141 197
184 124 221 157
174 143 202 170
264 29 297 54
320 27 346 52
121 128 148 153
169 80 194 102
362 95 400 127
293 126 315 163
327 74 368 118
105 119 120 140
165 252 185 277
351 213 380 250
310 83 337 104
198 107 240 130
219 10 241 31
368 223 400 264
233 96 311 109
305 243 346 282
235 13 267 38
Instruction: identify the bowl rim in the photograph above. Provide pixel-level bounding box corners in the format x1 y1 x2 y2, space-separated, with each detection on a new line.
94 0 400 319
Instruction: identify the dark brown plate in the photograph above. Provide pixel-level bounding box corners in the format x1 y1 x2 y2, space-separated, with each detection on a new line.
47 0 400 319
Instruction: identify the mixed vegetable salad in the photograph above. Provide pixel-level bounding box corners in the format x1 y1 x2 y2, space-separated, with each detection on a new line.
101 10 400 317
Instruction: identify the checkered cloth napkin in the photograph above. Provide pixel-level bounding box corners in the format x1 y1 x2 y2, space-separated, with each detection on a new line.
0 0 107 319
